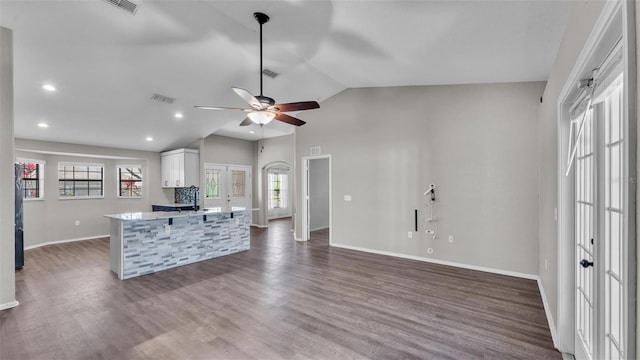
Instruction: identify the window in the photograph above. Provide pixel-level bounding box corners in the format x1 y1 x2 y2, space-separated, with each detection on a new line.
268 172 288 209
117 165 143 198
232 170 246 197
205 168 222 199
58 163 104 198
17 159 45 200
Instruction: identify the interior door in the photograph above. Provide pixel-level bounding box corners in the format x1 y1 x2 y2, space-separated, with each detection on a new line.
574 105 596 360
573 72 627 360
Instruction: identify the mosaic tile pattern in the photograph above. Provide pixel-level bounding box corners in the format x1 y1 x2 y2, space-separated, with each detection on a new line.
175 187 200 206
121 211 250 279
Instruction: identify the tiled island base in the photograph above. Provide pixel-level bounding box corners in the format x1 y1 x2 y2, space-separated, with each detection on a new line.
106 210 250 279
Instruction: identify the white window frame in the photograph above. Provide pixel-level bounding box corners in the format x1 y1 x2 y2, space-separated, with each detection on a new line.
57 162 105 200
16 157 45 201
116 164 143 199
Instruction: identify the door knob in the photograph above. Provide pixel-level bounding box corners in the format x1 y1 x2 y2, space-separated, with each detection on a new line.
580 259 594 268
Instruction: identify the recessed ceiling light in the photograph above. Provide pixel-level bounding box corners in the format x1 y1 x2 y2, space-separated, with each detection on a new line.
42 84 56 92
249 130 255 134
174 113 183 119
37 122 49 128
145 137 153 141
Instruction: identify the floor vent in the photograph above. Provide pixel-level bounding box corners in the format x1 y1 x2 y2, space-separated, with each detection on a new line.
103 0 139 14
151 94 175 104
262 68 279 78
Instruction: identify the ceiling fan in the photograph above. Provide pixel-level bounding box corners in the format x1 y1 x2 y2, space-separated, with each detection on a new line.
195 12 319 127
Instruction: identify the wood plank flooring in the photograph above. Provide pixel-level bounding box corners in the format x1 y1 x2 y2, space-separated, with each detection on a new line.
0 219 560 359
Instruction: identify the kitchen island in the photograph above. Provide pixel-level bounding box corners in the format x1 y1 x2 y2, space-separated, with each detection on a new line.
105 208 250 279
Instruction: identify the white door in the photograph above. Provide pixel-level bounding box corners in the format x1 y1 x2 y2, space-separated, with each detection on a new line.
574 103 596 360
573 72 627 360
203 164 252 212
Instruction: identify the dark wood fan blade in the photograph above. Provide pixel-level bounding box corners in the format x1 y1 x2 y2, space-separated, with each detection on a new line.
194 106 250 111
232 87 262 109
239 117 253 126
274 112 306 126
272 101 320 112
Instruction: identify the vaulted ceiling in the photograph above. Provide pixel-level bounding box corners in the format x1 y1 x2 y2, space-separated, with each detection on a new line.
1 0 572 152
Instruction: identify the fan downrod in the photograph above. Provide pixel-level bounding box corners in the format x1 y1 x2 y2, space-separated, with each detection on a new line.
254 12 269 25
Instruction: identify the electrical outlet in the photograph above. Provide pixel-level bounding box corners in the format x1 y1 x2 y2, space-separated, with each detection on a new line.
74 220 80 226
164 224 171 234
407 231 413 239
426 230 435 235
448 235 454 243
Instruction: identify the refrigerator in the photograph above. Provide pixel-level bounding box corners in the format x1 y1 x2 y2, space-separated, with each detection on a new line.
15 163 24 269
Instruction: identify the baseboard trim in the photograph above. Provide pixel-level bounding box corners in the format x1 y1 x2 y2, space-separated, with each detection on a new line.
268 215 293 220
330 243 538 280
310 226 329 232
24 234 109 250
0 300 19 311
537 278 559 349
250 224 269 228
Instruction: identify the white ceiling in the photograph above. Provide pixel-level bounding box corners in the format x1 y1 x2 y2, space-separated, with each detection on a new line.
1 0 572 152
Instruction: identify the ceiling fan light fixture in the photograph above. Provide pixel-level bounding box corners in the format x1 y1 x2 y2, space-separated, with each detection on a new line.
247 111 275 125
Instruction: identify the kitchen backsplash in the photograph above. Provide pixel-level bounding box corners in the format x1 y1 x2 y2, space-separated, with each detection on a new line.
175 187 200 205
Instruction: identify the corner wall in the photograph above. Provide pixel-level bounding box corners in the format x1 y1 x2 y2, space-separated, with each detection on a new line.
295 82 544 276
0 27 17 309
255 134 294 227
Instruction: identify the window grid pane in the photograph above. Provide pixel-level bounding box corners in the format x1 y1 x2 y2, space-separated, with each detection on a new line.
21 163 41 199
118 167 143 197
58 164 104 198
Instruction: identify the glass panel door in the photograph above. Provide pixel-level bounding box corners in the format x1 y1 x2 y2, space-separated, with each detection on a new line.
603 77 625 360
575 107 596 360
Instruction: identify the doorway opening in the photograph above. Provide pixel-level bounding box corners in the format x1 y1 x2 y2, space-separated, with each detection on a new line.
265 164 292 221
301 155 331 244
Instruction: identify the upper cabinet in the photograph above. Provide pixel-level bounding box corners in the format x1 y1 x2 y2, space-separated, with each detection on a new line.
160 149 199 188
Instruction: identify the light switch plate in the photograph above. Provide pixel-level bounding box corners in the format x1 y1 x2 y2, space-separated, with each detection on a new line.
344 195 352 201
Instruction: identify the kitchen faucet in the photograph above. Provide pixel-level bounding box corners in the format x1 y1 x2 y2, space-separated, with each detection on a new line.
189 185 198 211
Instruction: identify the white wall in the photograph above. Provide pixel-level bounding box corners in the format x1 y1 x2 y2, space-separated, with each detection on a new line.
0 26 16 309
14 139 172 248
295 82 544 276
309 158 329 231
199 134 255 218
200 134 255 166
536 0 605 328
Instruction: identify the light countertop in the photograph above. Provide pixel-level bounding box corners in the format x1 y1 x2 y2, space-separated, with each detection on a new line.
152 203 198 208
105 207 248 221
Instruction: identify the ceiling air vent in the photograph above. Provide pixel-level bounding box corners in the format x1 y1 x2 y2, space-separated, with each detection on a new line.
262 68 279 78
103 0 139 14
151 94 175 104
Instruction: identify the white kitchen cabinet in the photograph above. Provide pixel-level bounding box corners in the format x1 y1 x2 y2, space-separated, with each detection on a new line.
160 148 199 188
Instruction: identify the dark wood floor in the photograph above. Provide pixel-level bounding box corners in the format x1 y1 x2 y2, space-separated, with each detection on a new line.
1 219 560 359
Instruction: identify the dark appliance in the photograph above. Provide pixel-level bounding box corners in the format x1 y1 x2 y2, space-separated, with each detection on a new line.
15 163 24 269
